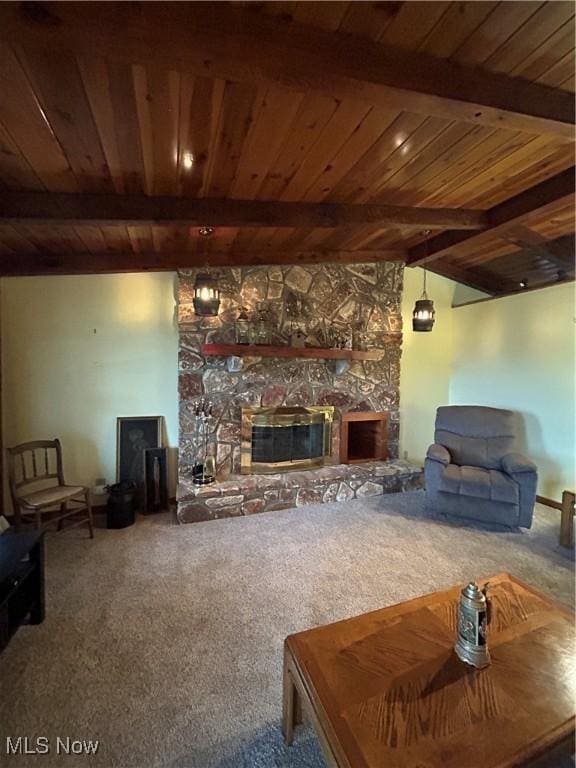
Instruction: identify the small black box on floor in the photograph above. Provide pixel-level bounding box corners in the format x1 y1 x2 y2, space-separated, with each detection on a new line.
107 481 136 529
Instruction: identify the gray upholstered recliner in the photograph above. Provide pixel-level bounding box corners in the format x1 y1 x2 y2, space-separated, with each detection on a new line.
425 406 537 528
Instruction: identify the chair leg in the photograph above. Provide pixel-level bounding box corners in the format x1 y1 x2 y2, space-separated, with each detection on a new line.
86 490 94 539
35 510 42 531
58 502 67 531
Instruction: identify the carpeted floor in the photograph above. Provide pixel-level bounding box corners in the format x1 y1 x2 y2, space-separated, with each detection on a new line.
0 491 573 768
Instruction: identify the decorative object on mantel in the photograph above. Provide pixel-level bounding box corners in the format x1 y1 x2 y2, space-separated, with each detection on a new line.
326 326 353 373
193 273 220 317
191 398 216 485
455 581 492 669
328 325 352 350
255 302 272 345
412 232 436 332
290 329 306 348
285 293 309 347
235 307 251 344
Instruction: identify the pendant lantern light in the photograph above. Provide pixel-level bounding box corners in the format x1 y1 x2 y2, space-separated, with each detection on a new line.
412 269 435 332
193 273 221 317
412 232 435 332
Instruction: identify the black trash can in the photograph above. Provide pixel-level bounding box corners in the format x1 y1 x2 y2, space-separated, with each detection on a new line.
106 481 137 529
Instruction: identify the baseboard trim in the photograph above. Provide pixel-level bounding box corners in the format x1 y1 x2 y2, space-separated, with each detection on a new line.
536 494 562 511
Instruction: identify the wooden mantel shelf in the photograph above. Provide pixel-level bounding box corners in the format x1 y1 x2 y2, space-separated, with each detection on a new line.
200 343 381 361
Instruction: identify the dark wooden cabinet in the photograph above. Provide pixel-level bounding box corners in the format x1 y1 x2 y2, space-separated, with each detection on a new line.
0 532 45 653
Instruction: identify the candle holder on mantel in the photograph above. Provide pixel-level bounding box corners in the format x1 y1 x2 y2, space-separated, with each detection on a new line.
191 398 216 485
235 307 251 345
255 303 272 345
328 325 352 350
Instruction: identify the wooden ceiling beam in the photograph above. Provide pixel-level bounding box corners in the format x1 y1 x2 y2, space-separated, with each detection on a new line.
425 262 507 296
0 191 486 231
0 3 573 140
454 274 575 308
0 249 405 277
501 228 575 274
407 168 576 266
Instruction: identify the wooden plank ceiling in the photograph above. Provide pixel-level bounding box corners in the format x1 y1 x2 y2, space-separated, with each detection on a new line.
0 0 574 295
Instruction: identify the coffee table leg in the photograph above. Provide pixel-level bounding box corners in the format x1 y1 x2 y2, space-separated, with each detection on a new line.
560 490 575 548
283 648 302 745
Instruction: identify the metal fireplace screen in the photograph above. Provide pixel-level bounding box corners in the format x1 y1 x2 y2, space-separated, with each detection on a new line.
241 406 335 474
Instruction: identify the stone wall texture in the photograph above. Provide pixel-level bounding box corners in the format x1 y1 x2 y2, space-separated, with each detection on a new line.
178 262 404 478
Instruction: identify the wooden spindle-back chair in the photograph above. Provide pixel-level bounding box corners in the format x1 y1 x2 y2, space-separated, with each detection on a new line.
7 439 93 537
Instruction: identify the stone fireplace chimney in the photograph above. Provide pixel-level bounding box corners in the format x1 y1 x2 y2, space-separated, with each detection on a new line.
178 262 404 482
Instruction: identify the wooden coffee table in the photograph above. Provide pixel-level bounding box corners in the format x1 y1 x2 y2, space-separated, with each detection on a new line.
283 573 575 767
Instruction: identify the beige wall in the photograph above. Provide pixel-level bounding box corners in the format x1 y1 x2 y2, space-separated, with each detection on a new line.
2 269 573 504
401 273 575 500
450 284 575 499
400 268 456 464
1 273 179 498
3 267 453 497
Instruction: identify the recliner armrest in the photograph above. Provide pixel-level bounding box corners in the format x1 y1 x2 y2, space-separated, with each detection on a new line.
501 452 537 475
426 443 451 466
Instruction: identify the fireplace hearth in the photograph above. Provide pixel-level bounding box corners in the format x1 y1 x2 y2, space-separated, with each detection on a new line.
241 406 334 474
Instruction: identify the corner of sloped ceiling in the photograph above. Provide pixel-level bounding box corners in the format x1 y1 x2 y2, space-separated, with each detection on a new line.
452 282 491 307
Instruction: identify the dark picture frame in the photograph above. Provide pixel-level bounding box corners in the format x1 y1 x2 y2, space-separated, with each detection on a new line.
116 416 163 486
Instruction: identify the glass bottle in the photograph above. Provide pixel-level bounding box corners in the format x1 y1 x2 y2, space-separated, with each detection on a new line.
255 304 271 345
235 307 251 344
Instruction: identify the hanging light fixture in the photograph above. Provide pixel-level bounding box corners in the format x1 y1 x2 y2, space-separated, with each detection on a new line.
193 273 221 317
412 269 436 332
412 231 435 332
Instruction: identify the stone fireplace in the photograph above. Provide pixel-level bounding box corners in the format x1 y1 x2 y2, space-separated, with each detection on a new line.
177 262 423 521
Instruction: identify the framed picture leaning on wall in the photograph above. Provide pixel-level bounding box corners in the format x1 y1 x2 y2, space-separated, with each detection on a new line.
116 416 163 488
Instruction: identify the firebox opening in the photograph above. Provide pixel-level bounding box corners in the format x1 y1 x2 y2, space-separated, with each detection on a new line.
348 422 381 461
251 422 325 464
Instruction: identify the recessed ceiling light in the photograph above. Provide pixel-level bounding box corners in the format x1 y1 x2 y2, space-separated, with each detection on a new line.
198 226 214 237
182 152 194 170
519 280 527 288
